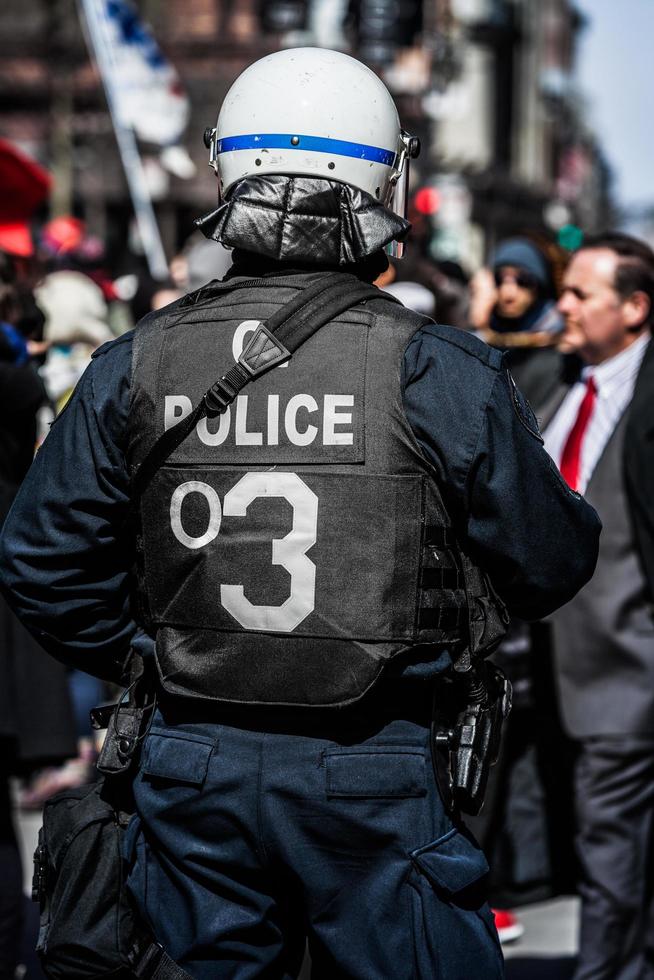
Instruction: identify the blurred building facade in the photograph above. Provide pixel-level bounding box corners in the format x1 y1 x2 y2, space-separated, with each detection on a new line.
422 0 612 267
0 0 613 272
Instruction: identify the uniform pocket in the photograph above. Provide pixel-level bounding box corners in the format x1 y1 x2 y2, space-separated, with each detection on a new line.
410 827 489 895
323 747 427 798
141 728 216 786
407 828 503 980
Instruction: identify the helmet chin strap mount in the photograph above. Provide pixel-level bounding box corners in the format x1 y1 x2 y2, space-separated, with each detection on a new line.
204 126 218 170
386 131 421 260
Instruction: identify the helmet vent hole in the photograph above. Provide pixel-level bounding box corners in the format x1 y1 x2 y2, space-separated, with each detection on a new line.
255 158 262 166
328 162 335 170
291 136 300 146
375 187 381 199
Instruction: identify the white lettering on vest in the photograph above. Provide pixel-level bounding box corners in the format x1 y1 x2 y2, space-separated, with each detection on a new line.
163 393 355 447
164 395 192 431
197 410 231 446
235 395 263 445
267 394 279 445
285 394 318 446
323 394 354 446
232 320 260 362
170 481 222 549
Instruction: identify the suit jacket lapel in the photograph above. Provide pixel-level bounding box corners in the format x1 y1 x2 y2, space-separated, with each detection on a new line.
626 335 654 440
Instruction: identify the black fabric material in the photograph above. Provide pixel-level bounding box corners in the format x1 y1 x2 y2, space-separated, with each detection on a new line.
226 246 391 285
0 770 23 980
0 358 77 769
128 274 485 707
195 175 410 265
624 336 654 603
34 777 190 980
0 595 77 768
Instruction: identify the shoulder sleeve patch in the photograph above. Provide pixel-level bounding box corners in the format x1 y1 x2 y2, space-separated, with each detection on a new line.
508 371 544 442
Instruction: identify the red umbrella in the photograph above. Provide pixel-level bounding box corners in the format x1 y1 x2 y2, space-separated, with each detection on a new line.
0 139 52 256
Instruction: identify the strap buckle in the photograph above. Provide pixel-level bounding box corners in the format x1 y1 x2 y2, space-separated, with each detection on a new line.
203 363 250 417
131 940 164 978
203 376 238 416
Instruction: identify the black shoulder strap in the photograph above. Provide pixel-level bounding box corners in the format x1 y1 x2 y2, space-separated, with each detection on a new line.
130 272 382 498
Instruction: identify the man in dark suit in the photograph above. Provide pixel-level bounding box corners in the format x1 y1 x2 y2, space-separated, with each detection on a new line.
542 232 654 980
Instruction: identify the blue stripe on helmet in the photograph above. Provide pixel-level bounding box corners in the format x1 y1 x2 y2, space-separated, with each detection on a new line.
216 133 397 167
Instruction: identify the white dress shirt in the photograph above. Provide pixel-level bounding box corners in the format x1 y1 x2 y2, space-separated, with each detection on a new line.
544 332 650 494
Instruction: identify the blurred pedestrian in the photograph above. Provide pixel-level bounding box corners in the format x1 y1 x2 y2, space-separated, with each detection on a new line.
542 232 654 980
470 236 564 409
170 234 233 294
467 236 576 942
35 268 114 412
376 257 436 315
0 252 76 979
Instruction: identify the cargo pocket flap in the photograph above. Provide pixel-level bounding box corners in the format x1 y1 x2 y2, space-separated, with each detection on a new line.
410 828 489 895
142 729 215 785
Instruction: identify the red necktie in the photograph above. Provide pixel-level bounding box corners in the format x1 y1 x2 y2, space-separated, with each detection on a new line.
560 375 597 491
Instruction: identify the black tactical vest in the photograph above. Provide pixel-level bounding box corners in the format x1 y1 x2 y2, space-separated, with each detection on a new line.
127 274 489 707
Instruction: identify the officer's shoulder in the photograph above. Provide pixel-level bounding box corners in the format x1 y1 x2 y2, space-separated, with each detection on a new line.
416 321 503 370
91 330 134 361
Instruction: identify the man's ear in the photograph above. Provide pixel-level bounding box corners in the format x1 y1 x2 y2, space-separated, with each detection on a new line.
624 290 650 332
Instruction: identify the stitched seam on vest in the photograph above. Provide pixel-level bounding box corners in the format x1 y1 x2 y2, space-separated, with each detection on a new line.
165 280 307 325
274 280 365 348
152 620 417 643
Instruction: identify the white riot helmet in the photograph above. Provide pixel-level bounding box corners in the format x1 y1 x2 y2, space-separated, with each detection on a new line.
204 48 419 256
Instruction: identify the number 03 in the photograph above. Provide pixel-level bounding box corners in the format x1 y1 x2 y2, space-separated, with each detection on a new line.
169 472 318 632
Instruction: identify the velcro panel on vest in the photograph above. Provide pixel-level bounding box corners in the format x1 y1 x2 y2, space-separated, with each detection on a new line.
141 468 423 642
156 314 366 466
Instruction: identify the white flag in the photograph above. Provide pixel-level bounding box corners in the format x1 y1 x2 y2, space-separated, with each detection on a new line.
86 0 190 147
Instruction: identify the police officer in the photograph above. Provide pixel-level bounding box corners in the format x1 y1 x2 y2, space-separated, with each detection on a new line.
0 49 599 979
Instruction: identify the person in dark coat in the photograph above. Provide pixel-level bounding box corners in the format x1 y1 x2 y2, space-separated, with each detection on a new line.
0 253 76 980
470 236 565 410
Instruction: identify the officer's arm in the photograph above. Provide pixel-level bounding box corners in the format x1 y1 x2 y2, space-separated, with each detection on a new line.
403 325 601 621
464 368 600 619
0 336 137 682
